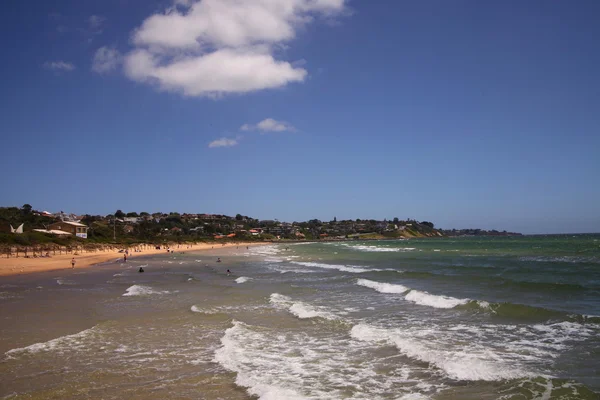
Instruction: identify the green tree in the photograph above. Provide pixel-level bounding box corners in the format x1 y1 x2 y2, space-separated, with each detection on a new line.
21 204 32 214
115 210 125 219
235 214 243 221
126 212 139 217
393 217 399 224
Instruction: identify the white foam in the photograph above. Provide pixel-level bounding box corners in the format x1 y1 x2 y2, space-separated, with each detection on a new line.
235 276 251 284
122 285 169 297
341 244 403 252
404 290 469 309
269 293 292 304
191 305 219 314
519 255 600 264
398 394 431 400
350 324 534 381
270 267 314 274
214 321 309 400
476 300 491 309
291 261 372 273
6 327 97 357
355 279 472 309
265 257 284 263
269 293 337 320
357 279 409 294
250 245 282 257
214 320 444 399
55 278 76 286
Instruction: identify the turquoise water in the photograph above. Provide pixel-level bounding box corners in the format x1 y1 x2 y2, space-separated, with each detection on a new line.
1 235 599 399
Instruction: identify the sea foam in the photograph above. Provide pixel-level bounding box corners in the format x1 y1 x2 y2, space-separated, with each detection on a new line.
6 326 98 357
404 290 469 309
356 279 409 294
213 320 435 399
350 323 534 381
235 276 250 284
122 285 169 297
356 279 470 309
269 293 337 320
290 261 372 273
214 321 309 400
341 244 402 252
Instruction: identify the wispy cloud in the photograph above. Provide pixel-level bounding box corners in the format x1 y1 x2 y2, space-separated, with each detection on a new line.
241 118 296 133
123 0 347 98
208 137 239 148
92 46 122 74
88 15 105 34
43 61 76 72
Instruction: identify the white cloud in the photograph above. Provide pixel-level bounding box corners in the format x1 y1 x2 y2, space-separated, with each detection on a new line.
208 137 239 148
43 61 76 71
241 118 295 133
89 15 105 34
92 46 122 74
124 0 346 97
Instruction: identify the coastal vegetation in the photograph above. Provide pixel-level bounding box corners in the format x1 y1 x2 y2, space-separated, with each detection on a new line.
0 205 520 251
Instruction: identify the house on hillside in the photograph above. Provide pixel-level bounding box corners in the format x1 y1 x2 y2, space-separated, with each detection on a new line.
48 221 89 238
33 229 72 237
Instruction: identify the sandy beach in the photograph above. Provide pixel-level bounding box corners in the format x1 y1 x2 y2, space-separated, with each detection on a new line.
0 242 264 276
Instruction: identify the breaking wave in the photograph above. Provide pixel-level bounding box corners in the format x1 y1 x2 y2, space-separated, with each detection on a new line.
6 326 99 357
350 323 534 381
122 285 170 297
404 290 469 309
269 293 337 320
355 279 600 321
357 279 409 294
341 243 417 252
290 261 373 273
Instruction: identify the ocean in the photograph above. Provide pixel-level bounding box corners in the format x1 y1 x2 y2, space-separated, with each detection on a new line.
1 235 599 399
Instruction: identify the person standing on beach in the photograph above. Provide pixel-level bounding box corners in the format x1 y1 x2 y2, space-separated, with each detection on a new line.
124 254 127 262
71 258 76 269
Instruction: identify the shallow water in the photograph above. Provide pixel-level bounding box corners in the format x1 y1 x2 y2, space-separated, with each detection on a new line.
1 236 599 399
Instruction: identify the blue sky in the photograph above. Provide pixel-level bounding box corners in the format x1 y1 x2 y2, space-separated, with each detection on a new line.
1 0 599 234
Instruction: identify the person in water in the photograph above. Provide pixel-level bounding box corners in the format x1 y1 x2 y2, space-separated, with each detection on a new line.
139 267 144 273
227 269 231 276
217 257 221 263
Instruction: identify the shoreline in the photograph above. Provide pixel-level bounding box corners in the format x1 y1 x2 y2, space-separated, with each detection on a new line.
0 242 266 277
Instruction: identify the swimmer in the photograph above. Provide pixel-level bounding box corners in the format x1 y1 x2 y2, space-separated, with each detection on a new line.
217 257 221 263
139 267 145 273
227 269 231 276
